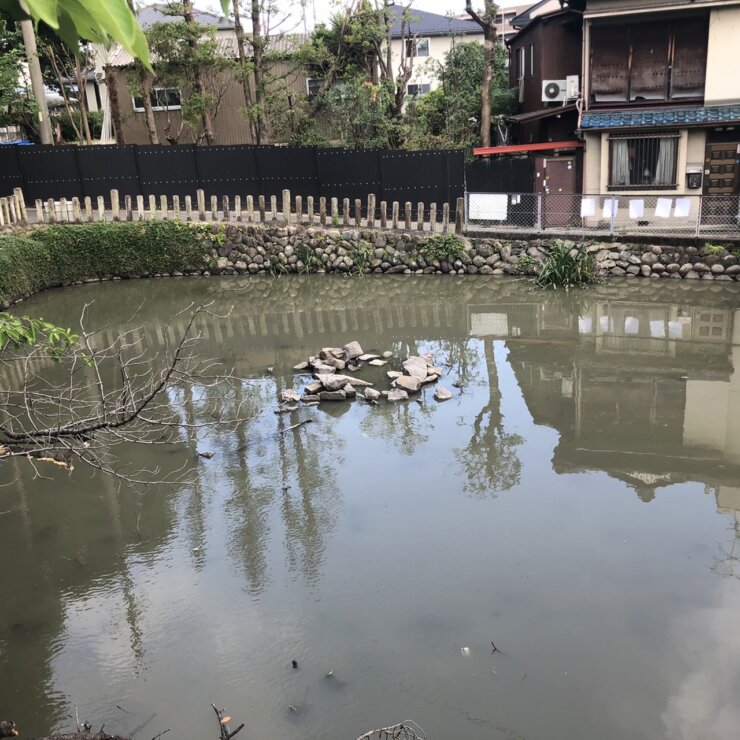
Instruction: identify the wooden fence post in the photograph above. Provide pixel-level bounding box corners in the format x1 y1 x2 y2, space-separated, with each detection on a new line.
197 189 206 221
13 188 27 223
210 195 218 221
35 199 44 224
222 195 230 221
111 189 120 221
331 197 339 226
429 203 437 232
295 195 302 225
246 195 254 222
84 196 93 222
270 195 277 221
59 197 69 222
367 194 376 228
455 197 464 234
354 198 361 227
404 202 412 230
124 194 132 221
71 197 81 223
97 196 106 222
417 202 424 231
160 194 168 218
0 198 6 226
442 203 450 234
319 196 327 226
148 194 157 220
47 198 56 224
307 195 314 224
282 189 291 223
258 195 266 222
380 200 387 228
392 201 399 230
173 195 181 220
136 195 144 221
342 198 350 227
234 195 242 221
185 195 193 221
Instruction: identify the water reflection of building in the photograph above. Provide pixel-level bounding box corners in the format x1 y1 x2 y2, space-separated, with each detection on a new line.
470 299 740 504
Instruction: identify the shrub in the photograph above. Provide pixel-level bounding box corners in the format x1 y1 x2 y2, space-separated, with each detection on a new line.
703 242 727 255
534 241 597 290
0 220 210 306
419 233 466 263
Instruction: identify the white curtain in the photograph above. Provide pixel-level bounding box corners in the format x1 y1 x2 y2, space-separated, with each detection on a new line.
654 137 677 185
610 140 630 186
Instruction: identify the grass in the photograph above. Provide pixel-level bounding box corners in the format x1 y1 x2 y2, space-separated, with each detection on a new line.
418 234 466 263
534 241 597 290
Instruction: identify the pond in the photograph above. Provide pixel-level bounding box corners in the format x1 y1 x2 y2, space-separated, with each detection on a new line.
1 275 740 740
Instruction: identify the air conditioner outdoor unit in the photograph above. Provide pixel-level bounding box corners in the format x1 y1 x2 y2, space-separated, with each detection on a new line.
542 79 567 103
566 75 580 100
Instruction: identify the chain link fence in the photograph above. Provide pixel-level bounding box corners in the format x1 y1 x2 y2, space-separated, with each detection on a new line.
466 192 740 239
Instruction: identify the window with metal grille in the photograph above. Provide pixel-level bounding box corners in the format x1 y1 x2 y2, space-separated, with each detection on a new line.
407 83 431 97
132 88 181 112
608 132 679 190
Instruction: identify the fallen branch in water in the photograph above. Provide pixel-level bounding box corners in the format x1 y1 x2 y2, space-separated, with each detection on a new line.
356 719 427 740
211 704 244 740
279 419 313 435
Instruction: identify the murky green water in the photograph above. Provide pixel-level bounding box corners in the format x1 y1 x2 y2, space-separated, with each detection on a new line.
2 276 740 740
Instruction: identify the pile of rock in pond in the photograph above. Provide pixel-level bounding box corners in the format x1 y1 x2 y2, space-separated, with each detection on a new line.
279 341 453 406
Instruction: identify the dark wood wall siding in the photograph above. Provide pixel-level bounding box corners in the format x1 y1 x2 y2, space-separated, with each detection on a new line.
509 13 582 114
590 13 708 105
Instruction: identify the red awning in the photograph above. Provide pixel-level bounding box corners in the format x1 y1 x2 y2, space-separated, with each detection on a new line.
473 140 584 156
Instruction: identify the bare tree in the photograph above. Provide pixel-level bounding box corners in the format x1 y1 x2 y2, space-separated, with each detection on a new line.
232 0 257 142
0 299 252 487
183 0 217 145
465 0 498 148
103 64 126 143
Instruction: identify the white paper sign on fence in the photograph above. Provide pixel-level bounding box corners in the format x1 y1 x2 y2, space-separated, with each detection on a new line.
469 193 508 221
580 197 596 217
624 317 640 335
674 197 691 218
602 198 618 218
629 199 645 219
655 198 673 218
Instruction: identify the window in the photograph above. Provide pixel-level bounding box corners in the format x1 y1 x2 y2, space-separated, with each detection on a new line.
132 87 181 112
405 37 429 58
590 15 708 104
306 78 324 99
608 132 679 190
529 44 534 78
516 46 525 80
407 83 431 97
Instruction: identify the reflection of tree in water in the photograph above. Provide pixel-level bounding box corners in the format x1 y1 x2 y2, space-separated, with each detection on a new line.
359 401 432 457
455 339 523 497
223 376 343 594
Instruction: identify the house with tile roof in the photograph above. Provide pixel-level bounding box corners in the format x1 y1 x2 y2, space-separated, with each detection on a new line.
385 3 483 100
578 0 740 203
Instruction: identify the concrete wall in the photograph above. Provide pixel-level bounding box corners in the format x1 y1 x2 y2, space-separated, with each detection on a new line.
705 5 740 104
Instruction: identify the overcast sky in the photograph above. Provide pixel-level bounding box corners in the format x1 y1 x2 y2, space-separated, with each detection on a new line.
202 0 529 30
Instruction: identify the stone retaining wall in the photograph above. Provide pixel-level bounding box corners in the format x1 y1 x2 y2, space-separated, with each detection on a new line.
202 224 740 282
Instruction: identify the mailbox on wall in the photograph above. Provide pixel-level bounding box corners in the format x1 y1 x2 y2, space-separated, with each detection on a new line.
686 165 702 189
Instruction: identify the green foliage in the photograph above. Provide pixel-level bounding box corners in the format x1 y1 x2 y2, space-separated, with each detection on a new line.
295 243 321 274
402 42 516 151
0 312 78 358
0 17 39 136
56 109 103 142
515 253 536 274
419 234 466 263
534 241 597 290
703 243 727 255
0 221 210 306
350 241 373 274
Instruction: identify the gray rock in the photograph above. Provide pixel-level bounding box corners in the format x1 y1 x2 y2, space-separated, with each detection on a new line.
320 347 346 361
368 359 387 366
726 264 740 275
364 388 381 402
386 389 409 402
640 265 652 277
711 264 725 274
395 375 422 393
304 381 323 394
317 373 373 389
281 389 301 403
387 370 402 380
344 384 357 398
312 362 337 375
382 351 394 359
301 394 320 402
641 252 658 266
293 361 310 371
685 270 700 280
358 353 381 361
434 387 453 401
319 390 347 401
343 341 363 359
402 356 429 380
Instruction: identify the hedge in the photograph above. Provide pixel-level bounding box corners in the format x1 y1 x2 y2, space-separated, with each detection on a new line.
0 221 211 307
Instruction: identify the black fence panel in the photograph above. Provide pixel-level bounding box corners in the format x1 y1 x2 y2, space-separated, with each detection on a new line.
17 146 82 201
136 145 198 199
381 150 451 216
256 146 319 201
465 156 534 193
196 145 258 199
76 145 140 201
315 148 383 214
0 146 23 194
446 151 465 210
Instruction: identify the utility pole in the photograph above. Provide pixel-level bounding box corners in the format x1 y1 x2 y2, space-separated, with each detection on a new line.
20 7 53 145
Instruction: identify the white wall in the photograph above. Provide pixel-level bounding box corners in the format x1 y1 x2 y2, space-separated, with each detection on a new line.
705 5 740 105
388 33 484 94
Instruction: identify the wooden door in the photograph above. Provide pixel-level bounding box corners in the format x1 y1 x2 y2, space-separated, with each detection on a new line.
535 157 577 227
702 141 740 225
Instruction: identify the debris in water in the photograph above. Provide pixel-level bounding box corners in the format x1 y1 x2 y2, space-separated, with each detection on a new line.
291 659 298 669
460 647 471 656
198 450 215 459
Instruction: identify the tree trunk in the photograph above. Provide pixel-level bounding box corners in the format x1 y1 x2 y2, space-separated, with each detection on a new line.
136 64 160 144
251 0 269 144
465 0 497 149
104 65 126 143
232 0 257 143
184 0 216 145
46 45 82 142
74 57 93 144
